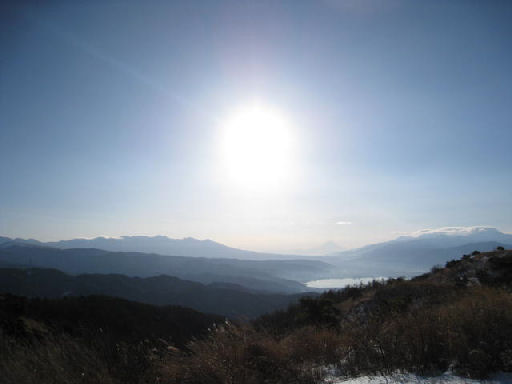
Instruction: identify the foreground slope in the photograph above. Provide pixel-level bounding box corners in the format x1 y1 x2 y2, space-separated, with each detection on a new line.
168 248 512 383
251 248 512 380
0 294 221 384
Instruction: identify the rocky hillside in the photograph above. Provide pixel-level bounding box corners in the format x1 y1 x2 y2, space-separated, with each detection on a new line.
417 248 512 287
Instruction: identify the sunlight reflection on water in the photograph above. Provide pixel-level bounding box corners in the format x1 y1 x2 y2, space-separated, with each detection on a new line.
306 277 386 289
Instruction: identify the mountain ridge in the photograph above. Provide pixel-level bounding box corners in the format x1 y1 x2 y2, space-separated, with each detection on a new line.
0 245 330 293
0 266 307 318
0 235 305 260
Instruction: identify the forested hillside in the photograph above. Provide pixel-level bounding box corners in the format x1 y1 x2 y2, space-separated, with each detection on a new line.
0 267 306 318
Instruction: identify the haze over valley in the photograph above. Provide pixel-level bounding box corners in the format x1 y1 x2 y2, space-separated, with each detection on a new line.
2 226 511 291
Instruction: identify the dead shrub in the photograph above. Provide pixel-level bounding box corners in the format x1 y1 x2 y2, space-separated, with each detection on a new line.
158 323 324 384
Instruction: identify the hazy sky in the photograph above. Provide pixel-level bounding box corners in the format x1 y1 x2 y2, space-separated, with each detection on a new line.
1 0 511 252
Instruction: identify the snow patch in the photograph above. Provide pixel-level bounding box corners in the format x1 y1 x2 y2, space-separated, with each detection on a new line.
326 372 512 384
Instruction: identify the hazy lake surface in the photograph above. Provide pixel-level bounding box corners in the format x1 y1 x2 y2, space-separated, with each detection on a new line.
306 277 386 289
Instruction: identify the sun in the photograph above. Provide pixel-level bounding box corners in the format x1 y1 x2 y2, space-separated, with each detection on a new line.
220 105 294 190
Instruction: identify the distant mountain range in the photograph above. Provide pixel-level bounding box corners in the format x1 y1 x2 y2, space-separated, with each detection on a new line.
1 226 511 281
391 226 512 247
0 235 298 260
322 227 512 277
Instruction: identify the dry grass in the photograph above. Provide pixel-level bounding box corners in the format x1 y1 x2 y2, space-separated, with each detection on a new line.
0 333 115 384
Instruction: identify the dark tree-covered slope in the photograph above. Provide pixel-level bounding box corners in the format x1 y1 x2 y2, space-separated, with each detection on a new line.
0 267 306 318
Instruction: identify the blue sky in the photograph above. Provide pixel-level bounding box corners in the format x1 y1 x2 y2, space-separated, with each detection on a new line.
1 0 511 251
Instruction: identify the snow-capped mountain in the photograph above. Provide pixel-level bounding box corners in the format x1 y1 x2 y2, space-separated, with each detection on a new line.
322 227 512 277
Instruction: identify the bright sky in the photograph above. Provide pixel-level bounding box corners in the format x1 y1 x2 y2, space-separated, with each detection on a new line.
1 0 511 252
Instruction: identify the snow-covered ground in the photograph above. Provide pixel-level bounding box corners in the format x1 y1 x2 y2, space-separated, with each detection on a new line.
326 372 512 384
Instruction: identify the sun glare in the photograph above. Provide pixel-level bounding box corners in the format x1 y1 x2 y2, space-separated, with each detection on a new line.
221 105 294 190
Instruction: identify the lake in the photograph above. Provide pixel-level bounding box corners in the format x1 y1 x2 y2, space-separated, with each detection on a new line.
306 277 386 289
